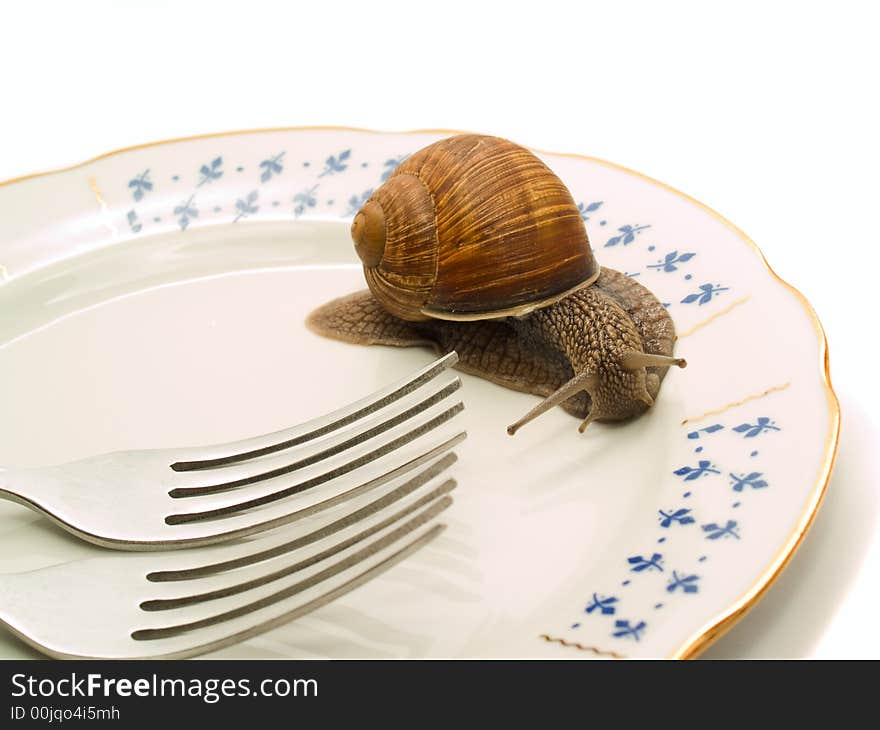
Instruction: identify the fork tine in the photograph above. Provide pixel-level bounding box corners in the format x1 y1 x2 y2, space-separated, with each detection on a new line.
132 524 445 659
165 402 464 525
149 456 458 582
131 499 449 641
170 352 459 471
150 431 465 548
141 485 454 610
169 377 461 497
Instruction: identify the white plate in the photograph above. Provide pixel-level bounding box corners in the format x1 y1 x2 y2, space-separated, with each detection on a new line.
0 128 839 658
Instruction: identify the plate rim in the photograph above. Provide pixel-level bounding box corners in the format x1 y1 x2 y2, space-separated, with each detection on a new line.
0 124 841 659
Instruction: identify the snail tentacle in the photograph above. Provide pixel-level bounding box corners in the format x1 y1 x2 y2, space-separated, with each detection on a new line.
620 352 687 371
578 412 596 434
506 371 599 436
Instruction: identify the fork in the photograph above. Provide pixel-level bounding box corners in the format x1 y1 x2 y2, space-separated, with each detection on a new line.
0 353 465 550
0 451 457 659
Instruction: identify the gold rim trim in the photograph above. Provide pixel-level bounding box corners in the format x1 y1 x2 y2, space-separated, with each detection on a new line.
0 125 841 659
681 382 792 427
538 634 626 659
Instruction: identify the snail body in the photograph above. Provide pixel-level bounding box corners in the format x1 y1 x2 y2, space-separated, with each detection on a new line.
308 134 685 434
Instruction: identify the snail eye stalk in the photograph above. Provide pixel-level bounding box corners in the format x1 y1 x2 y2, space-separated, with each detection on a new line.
577 412 596 433
506 371 600 436
620 352 687 371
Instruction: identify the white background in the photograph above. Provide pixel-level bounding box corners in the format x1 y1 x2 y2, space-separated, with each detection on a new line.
1 0 876 658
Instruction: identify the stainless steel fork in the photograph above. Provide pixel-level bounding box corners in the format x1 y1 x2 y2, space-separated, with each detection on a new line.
0 353 465 549
0 451 457 659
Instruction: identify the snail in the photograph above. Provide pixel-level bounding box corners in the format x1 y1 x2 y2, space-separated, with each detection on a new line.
307 134 686 434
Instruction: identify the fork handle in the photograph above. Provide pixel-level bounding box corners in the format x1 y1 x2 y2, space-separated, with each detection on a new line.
0 467 60 516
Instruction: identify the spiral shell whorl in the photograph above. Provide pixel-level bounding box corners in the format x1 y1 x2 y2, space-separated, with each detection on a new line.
351 201 386 268
355 172 438 321
353 134 599 322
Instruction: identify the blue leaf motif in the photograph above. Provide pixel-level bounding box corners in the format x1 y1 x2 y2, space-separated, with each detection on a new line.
681 283 729 305
604 224 650 247
577 201 604 221
319 149 352 177
126 210 142 233
259 152 285 183
613 620 647 641
658 508 695 528
732 417 780 438
686 423 724 440
702 520 740 540
293 185 319 218
585 593 618 615
198 156 224 186
128 170 153 202
667 571 700 594
673 460 720 481
647 250 697 273
627 553 664 572
233 190 259 222
173 195 198 231
729 472 769 491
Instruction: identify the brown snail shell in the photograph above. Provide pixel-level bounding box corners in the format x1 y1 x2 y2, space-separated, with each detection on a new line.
351 134 600 322
310 134 686 435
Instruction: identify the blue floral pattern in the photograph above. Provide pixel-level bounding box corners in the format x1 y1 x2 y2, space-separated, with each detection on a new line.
702 521 741 540
259 152 285 183
111 139 736 344
686 424 724 440
667 572 700 594
628 553 664 573
613 620 647 641
604 223 650 247
733 417 780 438
234 190 259 222
293 185 319 218
319 149 351 177
585 594 619 615
673 460 720 481
658 508 695 528
173 195 198 231
681 283 729 305
198 157 223 186
128 170 152 202
126 210 142 233
568 406 782 646
729 472 768 491
578 200 603 222
647 250 696 272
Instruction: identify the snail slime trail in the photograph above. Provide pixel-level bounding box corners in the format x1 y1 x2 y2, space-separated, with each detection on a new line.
307 134 686 435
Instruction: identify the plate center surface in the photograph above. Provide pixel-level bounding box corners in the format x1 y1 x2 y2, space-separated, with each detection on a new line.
0 220 680 657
